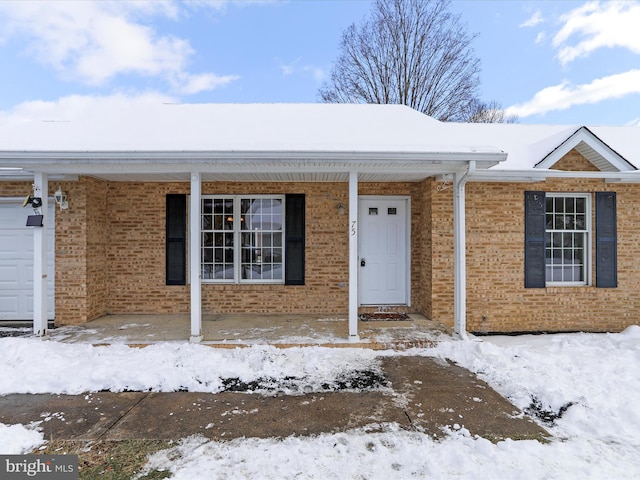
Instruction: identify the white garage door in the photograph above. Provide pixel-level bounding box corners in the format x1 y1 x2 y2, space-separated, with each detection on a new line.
0 199 55 321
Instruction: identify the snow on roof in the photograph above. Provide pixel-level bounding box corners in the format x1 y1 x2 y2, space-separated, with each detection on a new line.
0 102 500 155
443 122 640 170
1 99 638 171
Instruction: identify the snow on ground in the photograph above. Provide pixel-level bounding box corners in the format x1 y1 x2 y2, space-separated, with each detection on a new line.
1 327 639 479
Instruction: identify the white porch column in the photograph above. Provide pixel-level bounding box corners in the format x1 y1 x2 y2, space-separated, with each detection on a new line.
453 161 475 339
33 173 48 336
348 171 360 341
189 173 203 343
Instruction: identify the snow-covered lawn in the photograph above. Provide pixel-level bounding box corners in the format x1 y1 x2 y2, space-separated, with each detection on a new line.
1 326 639 479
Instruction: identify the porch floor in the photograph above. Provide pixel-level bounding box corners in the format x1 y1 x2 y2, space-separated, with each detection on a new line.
46 313 453 349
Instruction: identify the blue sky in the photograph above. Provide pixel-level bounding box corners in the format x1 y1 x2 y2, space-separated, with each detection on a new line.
0 0 638 126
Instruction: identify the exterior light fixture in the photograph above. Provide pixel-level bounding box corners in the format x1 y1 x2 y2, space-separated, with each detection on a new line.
337 203 345 215
54 187 68 210
22 195 42 209
22 194 43 227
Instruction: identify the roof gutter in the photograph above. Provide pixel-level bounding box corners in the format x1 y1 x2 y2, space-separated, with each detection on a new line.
0 149 506 163
469 169 640 183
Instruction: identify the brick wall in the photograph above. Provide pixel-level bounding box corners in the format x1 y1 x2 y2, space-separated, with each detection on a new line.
9 147 636 333
4 178 426 324
90 180 427 319
443 150 639 333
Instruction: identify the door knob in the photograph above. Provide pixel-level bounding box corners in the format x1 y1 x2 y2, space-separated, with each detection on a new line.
361 258 366 267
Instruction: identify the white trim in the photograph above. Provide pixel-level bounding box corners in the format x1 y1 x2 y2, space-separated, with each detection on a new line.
453 161 475 339
199 195 286 284
0 150 506 164
536 127 634 172
33 173 48 336
348 172 359 341
544 193 592 287
189 173 202 343
470 169 640 183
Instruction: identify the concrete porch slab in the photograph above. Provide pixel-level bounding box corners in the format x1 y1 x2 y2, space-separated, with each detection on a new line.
46 313 453 349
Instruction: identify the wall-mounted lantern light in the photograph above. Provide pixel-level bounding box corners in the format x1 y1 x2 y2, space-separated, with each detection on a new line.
54 187 68 210
337 203 345 215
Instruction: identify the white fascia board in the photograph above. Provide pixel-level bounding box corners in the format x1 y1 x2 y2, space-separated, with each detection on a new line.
536 127 635 172
0 173 78 181
0 150 507 175
471 169 640 183
0 149 506 162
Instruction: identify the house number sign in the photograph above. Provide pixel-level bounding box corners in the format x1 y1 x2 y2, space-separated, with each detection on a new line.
351 220 357 236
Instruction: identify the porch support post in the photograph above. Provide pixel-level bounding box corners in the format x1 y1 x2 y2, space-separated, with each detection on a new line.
453 161 475 339
189 172 203 343
348 171 360 341
33 173 48 337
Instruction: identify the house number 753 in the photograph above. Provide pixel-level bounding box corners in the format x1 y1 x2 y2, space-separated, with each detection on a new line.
351 220 357 236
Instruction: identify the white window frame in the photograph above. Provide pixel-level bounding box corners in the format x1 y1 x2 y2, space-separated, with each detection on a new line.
200 195 285 284
545 193 591 287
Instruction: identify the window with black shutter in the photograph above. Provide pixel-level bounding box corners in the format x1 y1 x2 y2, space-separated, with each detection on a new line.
189 193 305 285
524 191 617 288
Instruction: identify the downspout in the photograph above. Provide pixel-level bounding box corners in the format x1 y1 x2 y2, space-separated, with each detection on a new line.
453 161 475 339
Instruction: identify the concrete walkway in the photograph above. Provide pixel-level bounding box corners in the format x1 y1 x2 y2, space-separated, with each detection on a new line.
0 357 547 442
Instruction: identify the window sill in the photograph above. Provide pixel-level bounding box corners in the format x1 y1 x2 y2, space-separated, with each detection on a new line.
545 285 594 294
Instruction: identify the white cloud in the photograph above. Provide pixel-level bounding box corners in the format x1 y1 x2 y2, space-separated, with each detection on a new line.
505 69 640 118
278 58 326 83
520 10 544 28
278 58 299 77
171 72 241 95
0 1 237 94
535 31 546 44
553 0 640 65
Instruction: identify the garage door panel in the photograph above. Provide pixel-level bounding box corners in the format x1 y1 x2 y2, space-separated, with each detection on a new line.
0 265 20 286
0 200 55 321
0 295 19 318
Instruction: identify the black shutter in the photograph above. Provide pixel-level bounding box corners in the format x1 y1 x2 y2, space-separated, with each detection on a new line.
166 194 187 285
285 194 305 285
524 191 546 288
596 192 617 288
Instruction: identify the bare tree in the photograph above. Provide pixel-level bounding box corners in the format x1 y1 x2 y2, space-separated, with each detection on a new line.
466 99 519 123
319 0 482 122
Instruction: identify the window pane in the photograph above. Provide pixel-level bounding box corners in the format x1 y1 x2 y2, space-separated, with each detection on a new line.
201 196 284 283
239 197 283 281
201 197 236 281
545 195 589 284
554 197 564 213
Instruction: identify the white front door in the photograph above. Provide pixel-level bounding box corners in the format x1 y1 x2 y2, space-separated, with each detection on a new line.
0 199 55 321
358 197 409 305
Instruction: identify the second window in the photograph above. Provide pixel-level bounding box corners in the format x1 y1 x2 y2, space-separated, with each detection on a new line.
201 196 284 283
